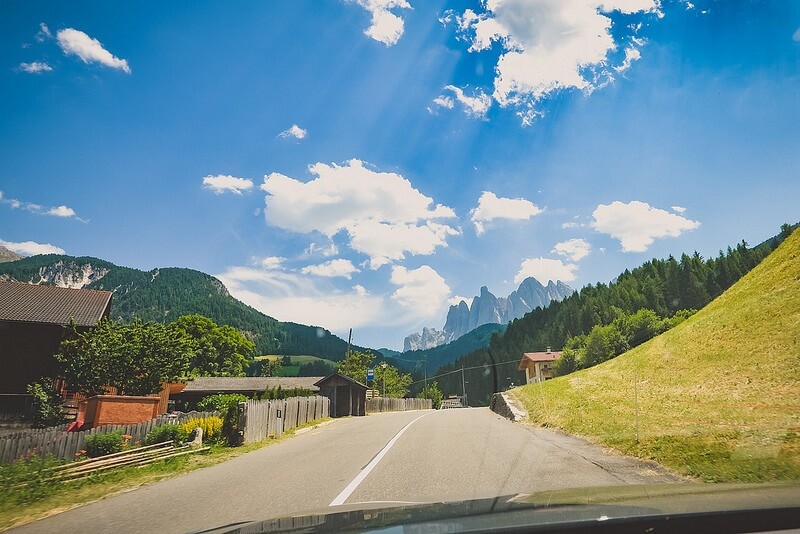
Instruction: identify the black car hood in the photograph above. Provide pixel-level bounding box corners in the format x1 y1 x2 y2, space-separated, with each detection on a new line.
193 482 800 534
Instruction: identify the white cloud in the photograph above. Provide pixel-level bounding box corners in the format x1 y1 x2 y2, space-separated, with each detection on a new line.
278 124 307 140
353 0 412 46
348 220 459 268
470 191 541 235
671 205 687 214
793 28 800 42
592 200 700 252
301 259 360 279
0 190 81 220
614 45 642 74
390 265 451 314
202 175 254 195
552 238 591 261
260 256 285 270
515 257 578 284
561 221 582 229
56 28 131 73
432 95 454 109
47 205 76 218
218 265 386 331
433 85 492 118
448 0 659 124
304 242 339 257
261 159 457 267
19 62 52 73
217 262 449 333
0 239 64 256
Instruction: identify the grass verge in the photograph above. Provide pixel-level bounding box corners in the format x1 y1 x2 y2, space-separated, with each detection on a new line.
512 229 800 483
0 417 331 532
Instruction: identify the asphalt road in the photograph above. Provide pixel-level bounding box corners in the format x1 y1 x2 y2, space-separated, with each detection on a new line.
11 408 681 533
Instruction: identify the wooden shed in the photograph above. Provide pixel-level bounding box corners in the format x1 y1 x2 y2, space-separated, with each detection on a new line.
314 373 367 417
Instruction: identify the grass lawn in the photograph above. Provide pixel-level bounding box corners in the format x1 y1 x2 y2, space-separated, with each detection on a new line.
0 418 331 532
512 229 800 483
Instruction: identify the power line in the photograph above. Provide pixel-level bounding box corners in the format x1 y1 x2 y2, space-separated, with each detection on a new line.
409 358 521 386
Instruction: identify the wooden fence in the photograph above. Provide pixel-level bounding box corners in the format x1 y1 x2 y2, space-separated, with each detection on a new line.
0 411 216 464
366 397 432 413
238 396 330 445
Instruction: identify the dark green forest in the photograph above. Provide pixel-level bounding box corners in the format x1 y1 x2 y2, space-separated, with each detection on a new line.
0 255 373 360
427 224 796 406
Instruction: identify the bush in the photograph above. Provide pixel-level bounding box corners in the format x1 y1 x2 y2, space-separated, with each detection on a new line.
145 424 189 446
26 378 67 428
197 393 246 446
179 416 223 443
84 431 124 458
196 393 247 413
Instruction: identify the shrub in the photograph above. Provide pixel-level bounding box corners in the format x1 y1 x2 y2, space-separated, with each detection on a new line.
179 416 223 443
145 424 188 446
197 393 247 413
84 431 124 458
26 378 67 428
197 393 246 445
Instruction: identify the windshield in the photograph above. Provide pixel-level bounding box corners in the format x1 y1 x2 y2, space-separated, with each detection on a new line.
1 1 798 533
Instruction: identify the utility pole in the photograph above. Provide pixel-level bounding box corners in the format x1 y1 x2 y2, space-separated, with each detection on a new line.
346 328 352 360
381 362 388 398
461 365 467 407
423 356 428 390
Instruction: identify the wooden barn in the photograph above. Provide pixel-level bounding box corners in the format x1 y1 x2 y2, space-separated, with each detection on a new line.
314 373 368 417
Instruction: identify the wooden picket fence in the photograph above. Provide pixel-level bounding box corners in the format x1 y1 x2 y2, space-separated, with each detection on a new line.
0 411 216 464
238 396 329 445
366 397 432 413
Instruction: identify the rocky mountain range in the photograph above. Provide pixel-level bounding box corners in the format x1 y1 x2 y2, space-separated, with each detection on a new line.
0 246 23 263
404 277 573 351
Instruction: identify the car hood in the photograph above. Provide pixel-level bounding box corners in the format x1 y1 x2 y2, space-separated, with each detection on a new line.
194 482 800 533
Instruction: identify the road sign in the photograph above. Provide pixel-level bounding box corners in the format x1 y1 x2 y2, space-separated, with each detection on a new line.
367 368 374 381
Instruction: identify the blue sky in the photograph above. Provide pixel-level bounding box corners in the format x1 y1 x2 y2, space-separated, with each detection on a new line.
2 0 798 350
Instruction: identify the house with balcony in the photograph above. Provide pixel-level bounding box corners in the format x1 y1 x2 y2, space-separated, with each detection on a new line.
518 348 562 384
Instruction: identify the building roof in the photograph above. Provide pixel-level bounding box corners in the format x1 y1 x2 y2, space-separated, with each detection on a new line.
179 376 323 393
518 351 562 370
314 372 368 390
0 281 112 327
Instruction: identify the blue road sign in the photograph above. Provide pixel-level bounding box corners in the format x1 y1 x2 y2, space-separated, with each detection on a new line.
367 368 374 381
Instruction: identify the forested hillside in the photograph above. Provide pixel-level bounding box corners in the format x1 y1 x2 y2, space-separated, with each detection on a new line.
0 255 370 360
432 224 796 405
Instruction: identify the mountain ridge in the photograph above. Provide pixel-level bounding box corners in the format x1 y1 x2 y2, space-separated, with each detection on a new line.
0 254 372 360
404 277 573 351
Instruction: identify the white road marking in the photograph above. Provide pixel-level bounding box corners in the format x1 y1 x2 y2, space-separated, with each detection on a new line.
329 411 434 506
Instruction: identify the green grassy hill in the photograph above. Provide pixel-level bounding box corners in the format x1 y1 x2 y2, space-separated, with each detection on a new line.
513 228 800 482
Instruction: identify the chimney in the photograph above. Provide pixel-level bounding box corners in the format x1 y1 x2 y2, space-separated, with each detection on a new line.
546 346 551 353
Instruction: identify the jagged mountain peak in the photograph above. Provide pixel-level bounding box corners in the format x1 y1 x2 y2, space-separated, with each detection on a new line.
404 276 574 352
